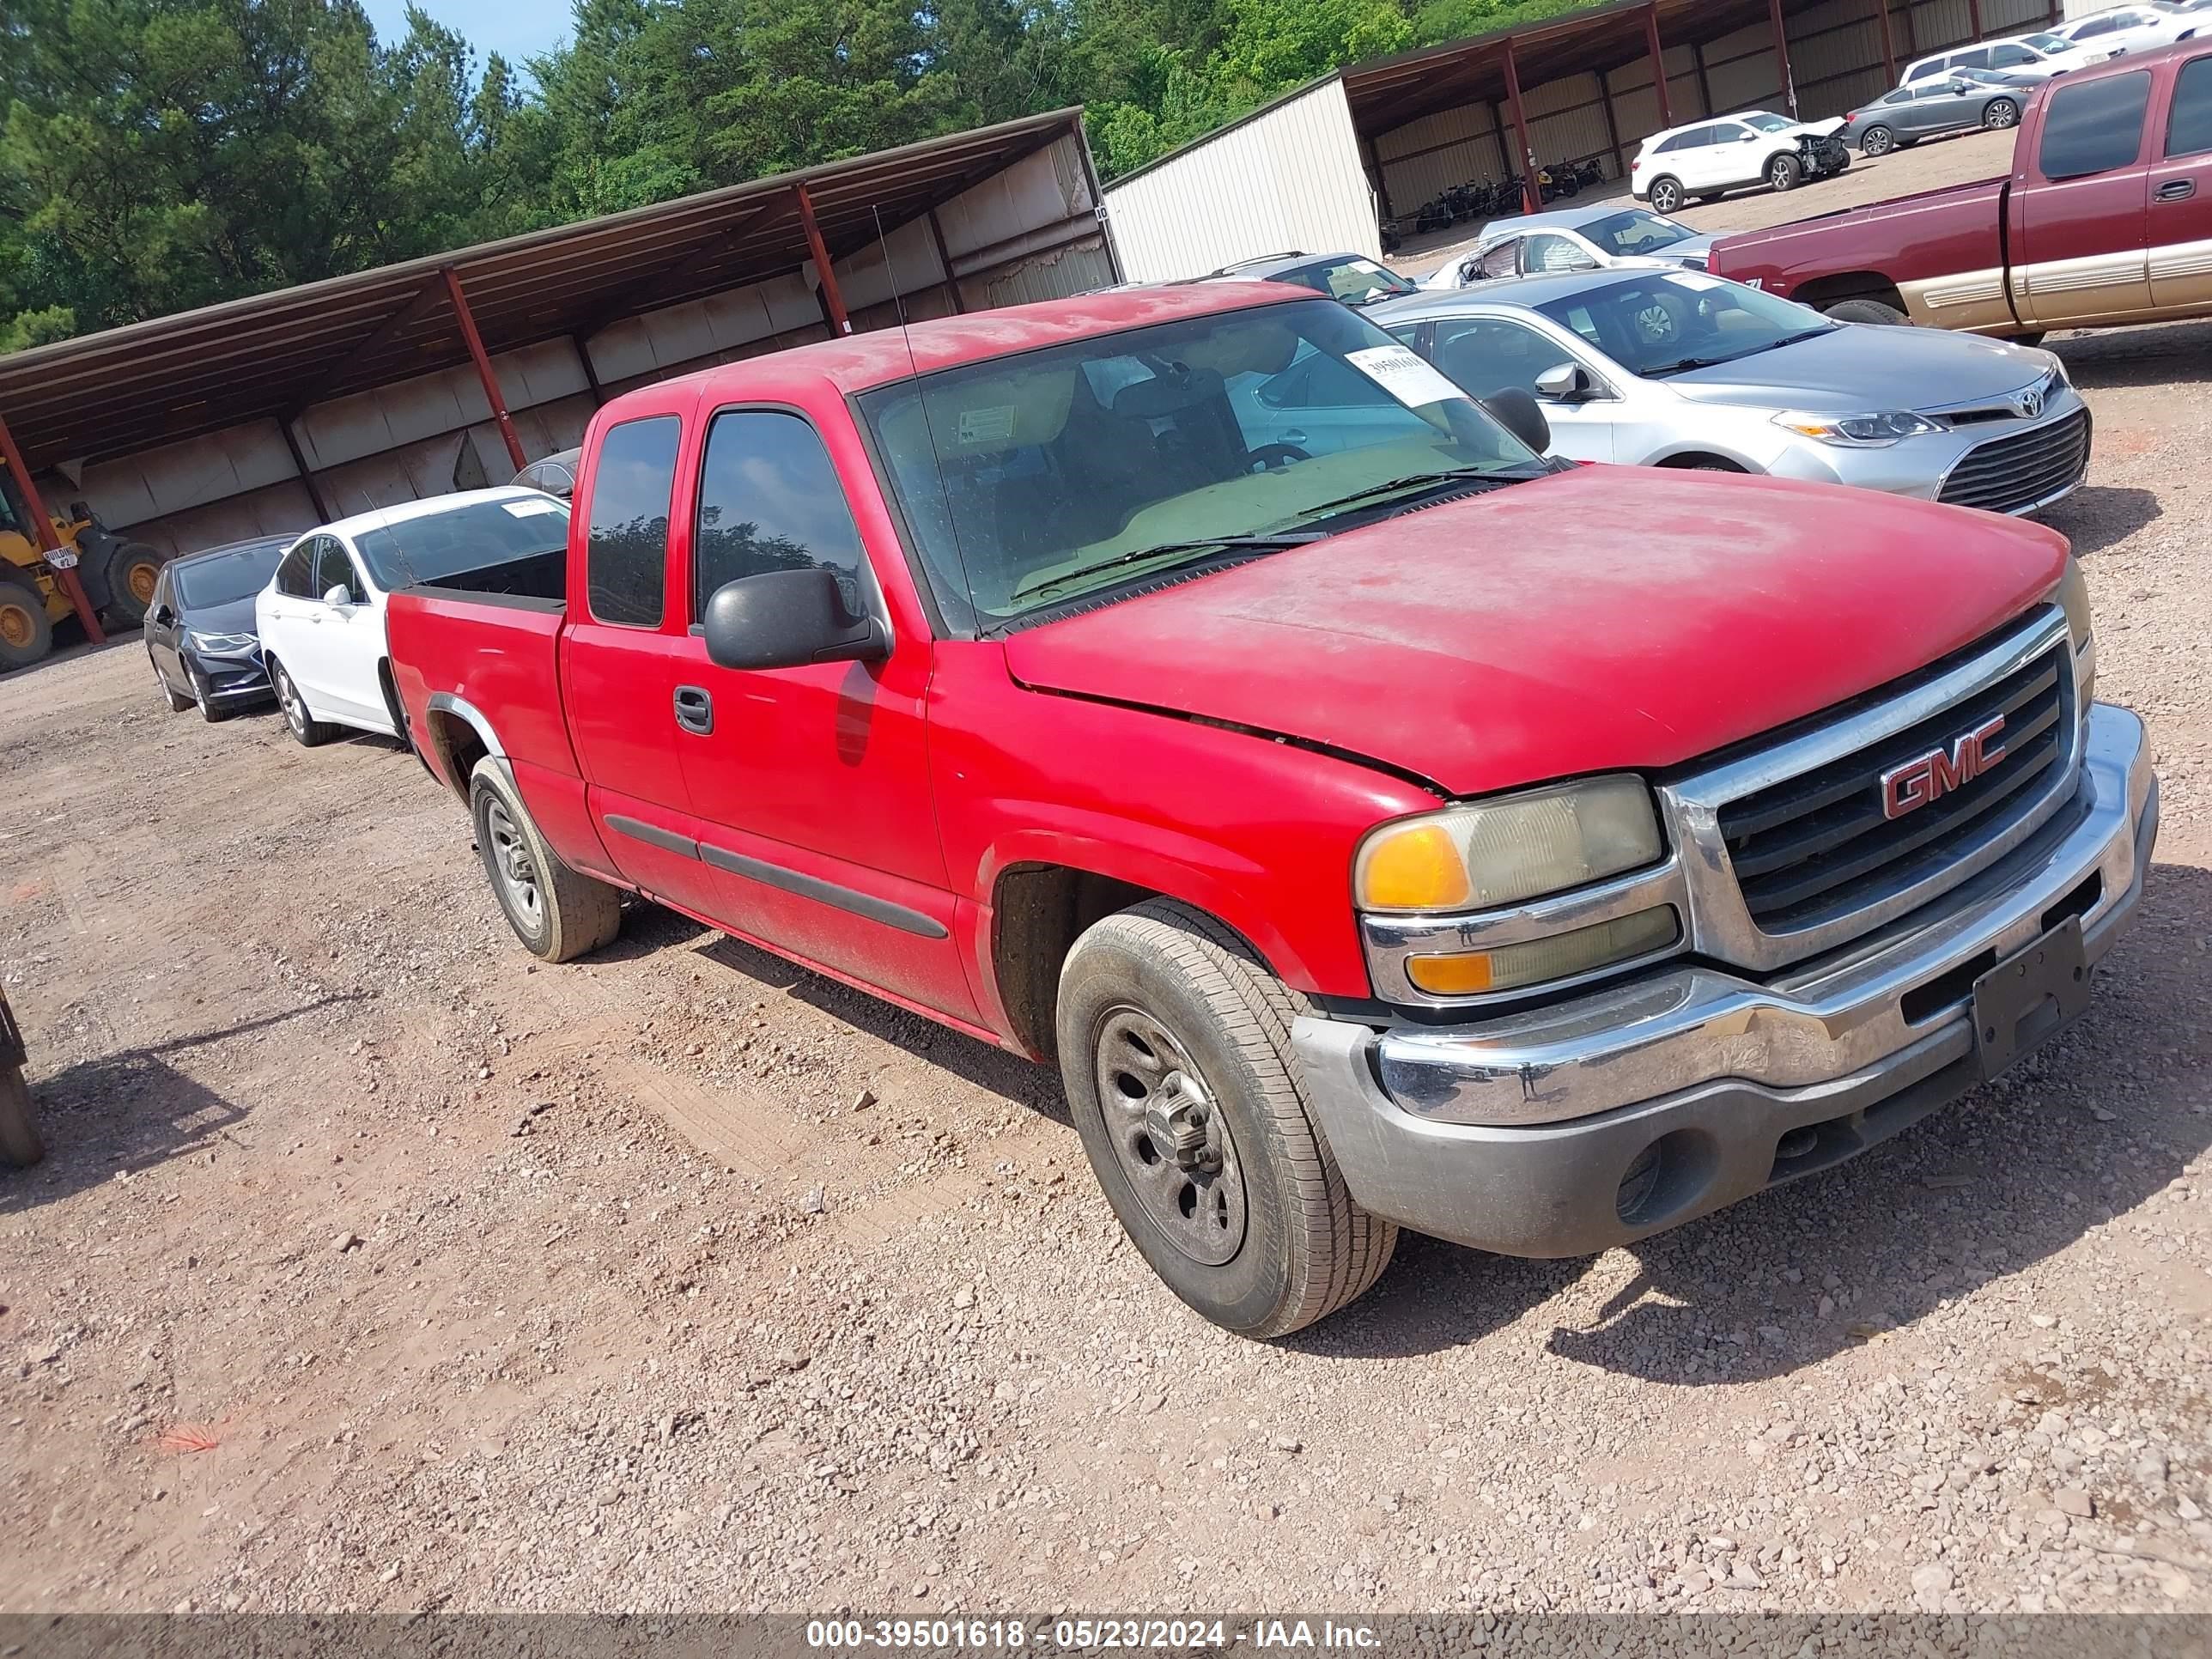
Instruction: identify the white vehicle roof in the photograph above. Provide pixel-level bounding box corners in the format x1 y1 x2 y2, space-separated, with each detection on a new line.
1633 110 1796 151
1903 27 2084 73
304 486 562 546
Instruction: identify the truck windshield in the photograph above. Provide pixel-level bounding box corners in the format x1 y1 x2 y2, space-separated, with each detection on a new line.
353 496 570 589
856 297 1542 627
1535 272 1836 378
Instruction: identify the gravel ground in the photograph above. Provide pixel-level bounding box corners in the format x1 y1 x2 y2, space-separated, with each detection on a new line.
3 133 2210 1617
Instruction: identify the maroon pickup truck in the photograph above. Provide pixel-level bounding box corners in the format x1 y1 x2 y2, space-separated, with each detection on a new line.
1716 42 2212 341
384 283 2156 1339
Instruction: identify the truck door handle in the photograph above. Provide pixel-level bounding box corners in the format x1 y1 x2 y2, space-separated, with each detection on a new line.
2158 179 2197 201
673 684 714 736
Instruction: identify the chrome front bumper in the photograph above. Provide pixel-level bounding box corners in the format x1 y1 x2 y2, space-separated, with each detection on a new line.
1294 702 2156 1258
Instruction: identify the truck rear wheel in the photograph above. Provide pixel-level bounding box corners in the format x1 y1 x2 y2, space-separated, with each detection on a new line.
0 1060 43 1169
0 578 53 672
468 757 622 963
1826 298 1912 326
1056 897 1396 1339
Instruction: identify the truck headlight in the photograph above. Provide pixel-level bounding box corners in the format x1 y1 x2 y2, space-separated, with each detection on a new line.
1772 409 1941 447
1356 776 1664 914
2056 556 2096 702
1407 907 1680 995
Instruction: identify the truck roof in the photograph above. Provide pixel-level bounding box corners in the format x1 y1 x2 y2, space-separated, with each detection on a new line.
599 281 1306 413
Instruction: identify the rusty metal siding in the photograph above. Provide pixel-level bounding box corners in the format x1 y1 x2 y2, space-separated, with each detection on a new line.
1523 71 1620 174
1608 46 1712 152
1102 79 1380 281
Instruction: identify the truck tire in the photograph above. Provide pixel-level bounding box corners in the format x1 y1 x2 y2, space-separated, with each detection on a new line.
1056 897 1397 1339
1647 176 1685 214
0 578 54 672
468 757 622 963
1826 298 1913 326
0 1060 43 1169
1984 98 2020 131
1859 125 1895 156
99 541 167 629
1767 153 1803 192
269 658 338 747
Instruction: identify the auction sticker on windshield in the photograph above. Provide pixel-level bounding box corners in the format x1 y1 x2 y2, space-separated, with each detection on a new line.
1346 345 1466 410
503 499 565 517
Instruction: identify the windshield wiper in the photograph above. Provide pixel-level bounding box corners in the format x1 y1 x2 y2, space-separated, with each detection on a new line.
1647 327 1837 378
1291 464 1548 522
1010 532 1323 604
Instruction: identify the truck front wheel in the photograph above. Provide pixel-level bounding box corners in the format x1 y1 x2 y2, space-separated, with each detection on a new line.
0 578 54 672
1056 898 1397 1339
468 757 622 963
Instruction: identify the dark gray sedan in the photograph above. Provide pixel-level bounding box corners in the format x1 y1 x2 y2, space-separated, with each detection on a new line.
1841 77 2027 155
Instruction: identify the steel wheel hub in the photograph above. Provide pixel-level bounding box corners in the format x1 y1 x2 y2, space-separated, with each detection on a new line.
1094 1006 1246 1266
484 798 542 927
128 562 158 605
0 604 32 649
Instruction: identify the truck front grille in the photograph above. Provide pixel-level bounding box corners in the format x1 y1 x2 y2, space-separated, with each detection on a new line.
1716 642 2074 933
1937 408 2091 514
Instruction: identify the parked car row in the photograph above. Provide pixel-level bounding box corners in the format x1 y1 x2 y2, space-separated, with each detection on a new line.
141 58 2167 1338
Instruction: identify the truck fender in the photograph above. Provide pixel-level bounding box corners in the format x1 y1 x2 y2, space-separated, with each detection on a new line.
972 821 1329 998
420 693 506 794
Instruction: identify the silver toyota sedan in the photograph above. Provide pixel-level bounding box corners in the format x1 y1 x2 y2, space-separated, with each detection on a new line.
1370 268 2090 514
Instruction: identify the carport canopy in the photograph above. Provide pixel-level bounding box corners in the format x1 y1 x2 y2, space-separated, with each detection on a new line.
0 107 1089 478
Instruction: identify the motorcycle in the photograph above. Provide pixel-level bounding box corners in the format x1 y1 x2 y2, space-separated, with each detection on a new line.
1572 157 1607 191
0 987 41 1168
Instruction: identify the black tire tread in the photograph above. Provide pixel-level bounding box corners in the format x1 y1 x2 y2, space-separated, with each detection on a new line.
468 757 622 963
1084 898 1396 1335
0 577 54 672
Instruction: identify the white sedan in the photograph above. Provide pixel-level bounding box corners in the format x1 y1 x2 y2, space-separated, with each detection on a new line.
255 487 568 746
2050 4 2203 55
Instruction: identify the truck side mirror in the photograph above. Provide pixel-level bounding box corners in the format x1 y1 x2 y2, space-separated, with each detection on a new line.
702 568 889 673
1479 387 1553 455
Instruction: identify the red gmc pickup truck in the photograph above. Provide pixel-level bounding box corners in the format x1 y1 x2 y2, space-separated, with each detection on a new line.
386 282 2157 1338
1715 42 2212 341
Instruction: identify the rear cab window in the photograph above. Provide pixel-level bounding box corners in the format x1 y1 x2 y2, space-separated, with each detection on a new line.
585 416 682 627
2039 70 2154 179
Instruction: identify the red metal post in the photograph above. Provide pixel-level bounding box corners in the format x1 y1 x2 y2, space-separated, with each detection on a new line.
1646 3 1674 129
1873 0 1899 86
1600 74 1626 179
1769 0 1799 118
1503 41 1541 215
441 266 527 476
0 408 103 644
793 184 853 337
1968 0 1984 41
926 209 967 315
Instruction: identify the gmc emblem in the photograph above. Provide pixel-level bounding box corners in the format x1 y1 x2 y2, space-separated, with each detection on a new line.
1881 716 2007 820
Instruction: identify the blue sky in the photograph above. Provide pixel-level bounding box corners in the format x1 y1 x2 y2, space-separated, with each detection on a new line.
363 0 572 70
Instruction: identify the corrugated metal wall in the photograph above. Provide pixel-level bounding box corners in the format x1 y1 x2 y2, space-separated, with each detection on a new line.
77 134 1110 555
1101 80 1381 281
1359 0 2064 212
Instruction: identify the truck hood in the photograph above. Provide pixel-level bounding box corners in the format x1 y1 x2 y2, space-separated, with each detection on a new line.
1666 324 2056 413
1001 466 2068 799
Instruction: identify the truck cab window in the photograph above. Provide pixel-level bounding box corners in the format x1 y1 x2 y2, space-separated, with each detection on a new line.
2168 55 2212 157
585 415 680 628
692 410 869 617
2039 70 2153 179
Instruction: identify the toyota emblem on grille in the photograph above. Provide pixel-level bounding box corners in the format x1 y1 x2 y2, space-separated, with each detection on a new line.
1881 716 2008 819
2015 386 2045 419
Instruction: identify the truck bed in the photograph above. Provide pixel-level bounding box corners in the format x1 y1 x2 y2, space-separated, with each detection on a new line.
385 586 575 799
403 548 566 606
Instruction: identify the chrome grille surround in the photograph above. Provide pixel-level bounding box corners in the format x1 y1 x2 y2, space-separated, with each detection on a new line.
1661 605 2083 973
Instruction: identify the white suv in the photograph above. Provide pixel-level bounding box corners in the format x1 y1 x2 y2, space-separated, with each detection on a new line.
1903 31 2106 84
1629 112 1850 216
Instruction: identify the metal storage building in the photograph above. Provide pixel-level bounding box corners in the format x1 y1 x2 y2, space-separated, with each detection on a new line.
1103 0 2068 282
0 108 1116 616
